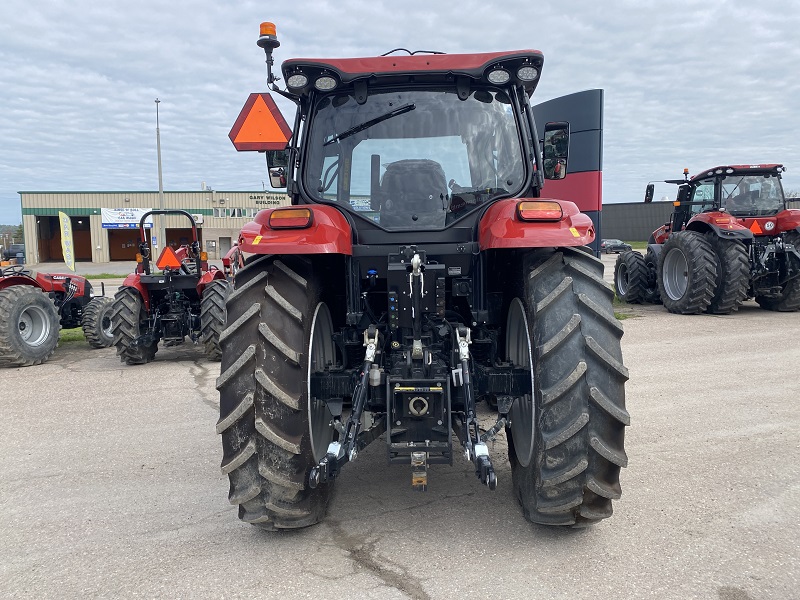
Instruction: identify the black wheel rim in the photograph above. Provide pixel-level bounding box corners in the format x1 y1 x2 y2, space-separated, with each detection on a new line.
307 303 336 462
506 298 535 467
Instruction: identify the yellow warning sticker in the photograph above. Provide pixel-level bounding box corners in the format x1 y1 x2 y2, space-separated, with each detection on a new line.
569 227 580 238
253 235 263 244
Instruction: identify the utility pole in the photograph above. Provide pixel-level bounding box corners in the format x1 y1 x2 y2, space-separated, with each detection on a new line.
155 98 165 252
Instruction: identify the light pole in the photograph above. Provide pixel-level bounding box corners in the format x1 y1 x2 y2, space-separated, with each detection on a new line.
155 98 165 252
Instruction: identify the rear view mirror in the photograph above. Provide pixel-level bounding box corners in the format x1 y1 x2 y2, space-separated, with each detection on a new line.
266 150 288 189
543 122 569 180
644 183 654 203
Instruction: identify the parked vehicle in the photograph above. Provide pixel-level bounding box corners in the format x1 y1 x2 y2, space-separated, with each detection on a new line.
601 239 632 254
0 265 114 367
615 165 800 313
216 22 629 530
110 210 231 364
2 243 26 262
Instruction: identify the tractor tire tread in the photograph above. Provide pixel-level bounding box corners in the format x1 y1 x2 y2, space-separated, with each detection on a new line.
658 231 718 314
82 296 115 348
200 279 231 361
218 255 331 530
614 251 649 304
0 286 60 367
704 233 749 314
111 287 156 365
510 248 628 526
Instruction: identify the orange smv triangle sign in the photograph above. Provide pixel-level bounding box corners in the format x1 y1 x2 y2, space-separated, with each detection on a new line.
229 93 292 151
749 220 763 234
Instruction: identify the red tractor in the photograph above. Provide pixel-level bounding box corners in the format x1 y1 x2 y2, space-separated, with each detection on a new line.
110 210 231 364
615 165 800 313
217 22 629 529
0 265 114 367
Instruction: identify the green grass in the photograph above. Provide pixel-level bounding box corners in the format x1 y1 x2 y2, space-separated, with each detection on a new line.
87 272 131 279
59 328 86 343
625 241 647 250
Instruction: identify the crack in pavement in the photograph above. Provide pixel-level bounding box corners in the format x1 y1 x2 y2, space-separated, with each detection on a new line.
326 520 431 600
190 359 220 412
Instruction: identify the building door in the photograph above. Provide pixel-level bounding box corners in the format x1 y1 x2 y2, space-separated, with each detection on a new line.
219 237 231 256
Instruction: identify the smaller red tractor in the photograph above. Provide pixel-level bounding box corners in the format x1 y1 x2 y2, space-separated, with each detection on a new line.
0 265 114 367
615 164 800 314
111 210 232 364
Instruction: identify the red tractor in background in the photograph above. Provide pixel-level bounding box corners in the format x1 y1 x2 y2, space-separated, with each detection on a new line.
0 266 114 367
216 22 628 530
615 164 800 313
110 210 232 364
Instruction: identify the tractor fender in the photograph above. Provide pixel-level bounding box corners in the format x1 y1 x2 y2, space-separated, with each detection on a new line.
238 205 352 255
119 274 151 311
775 208 800 234
685 213 753 241
196 269 227 296
36 272 91 297
0 276 44 292
651 225 670 245
478 198 595 250
646 243 662 264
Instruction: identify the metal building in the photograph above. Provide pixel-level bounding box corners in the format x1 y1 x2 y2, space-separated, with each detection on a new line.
18 190 290 264
18 191 800 264
601 198 800 242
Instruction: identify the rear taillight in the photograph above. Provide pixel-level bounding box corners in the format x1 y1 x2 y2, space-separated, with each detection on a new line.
516 201 563 222
269 208 313 229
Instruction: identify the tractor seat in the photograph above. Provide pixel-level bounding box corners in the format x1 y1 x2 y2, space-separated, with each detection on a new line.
379 159 447 229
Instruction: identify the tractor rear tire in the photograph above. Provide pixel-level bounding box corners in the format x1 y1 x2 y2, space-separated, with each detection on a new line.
217 255 336 529
0 286 60 367
506 247 629 526
200 279 231 361
756 231 800 312
704 233 749 314
614 251 648 303
111 287 157 365
82 297 115 348
644 247 662 304
657 231 718 314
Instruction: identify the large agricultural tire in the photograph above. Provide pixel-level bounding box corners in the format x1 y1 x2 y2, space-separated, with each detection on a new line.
111 287 157 365
756 231 800 312
0 286 60 368
704 233 750 314
614 251 648 303
505 247 629 526
657 231 718 314
644 247 662 304
82 297 115 348
217 255 336 529
200 279 231 361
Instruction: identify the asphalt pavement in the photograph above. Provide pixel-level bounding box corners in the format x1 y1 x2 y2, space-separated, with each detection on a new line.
1 254 798 599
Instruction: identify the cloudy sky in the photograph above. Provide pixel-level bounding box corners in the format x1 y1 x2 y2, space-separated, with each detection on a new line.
1 0 798 224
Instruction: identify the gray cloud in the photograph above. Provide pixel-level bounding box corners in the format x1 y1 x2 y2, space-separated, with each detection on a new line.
1 0 798 224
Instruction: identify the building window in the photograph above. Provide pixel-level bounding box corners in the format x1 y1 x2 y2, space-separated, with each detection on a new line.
212 207 258 218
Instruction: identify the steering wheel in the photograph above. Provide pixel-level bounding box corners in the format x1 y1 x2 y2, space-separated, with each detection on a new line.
1 264 32 277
